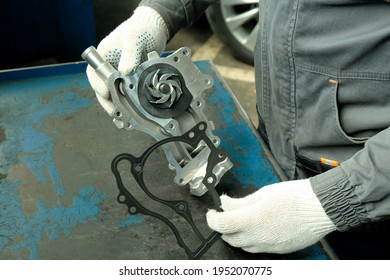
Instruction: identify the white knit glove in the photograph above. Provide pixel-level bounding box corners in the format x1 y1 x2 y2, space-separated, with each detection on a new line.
206 179 336 254
86 6 169 115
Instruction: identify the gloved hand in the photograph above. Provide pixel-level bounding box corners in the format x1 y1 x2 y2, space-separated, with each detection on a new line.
206 179 336 254
86 6 169 115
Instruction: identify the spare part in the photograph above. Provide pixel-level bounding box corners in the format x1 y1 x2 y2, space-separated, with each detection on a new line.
82 46 233 196
111 122 227 259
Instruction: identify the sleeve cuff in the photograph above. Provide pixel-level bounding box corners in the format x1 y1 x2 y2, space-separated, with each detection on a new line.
310 167 369 231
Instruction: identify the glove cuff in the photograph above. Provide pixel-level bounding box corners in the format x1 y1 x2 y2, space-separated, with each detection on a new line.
298 179 337 236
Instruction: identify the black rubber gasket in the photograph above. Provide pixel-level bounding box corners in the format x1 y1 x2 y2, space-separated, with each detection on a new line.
111 122 227 259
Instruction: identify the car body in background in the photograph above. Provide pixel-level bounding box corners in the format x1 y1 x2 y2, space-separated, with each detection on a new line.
206 0 259 65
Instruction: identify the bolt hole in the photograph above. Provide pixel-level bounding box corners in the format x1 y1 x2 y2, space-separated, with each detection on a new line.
182 49 189 56
195 101 202 107
116 111 122 117
177 203 185 211
213 139 219 144
169 123 175 129
205 79 211 85
134 165 142 172
129 84 134 89
173 56 179 62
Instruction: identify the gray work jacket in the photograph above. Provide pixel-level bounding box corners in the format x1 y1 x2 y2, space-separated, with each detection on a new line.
140 0 390 232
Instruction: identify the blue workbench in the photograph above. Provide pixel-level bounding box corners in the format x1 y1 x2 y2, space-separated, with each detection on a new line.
0 61 334 259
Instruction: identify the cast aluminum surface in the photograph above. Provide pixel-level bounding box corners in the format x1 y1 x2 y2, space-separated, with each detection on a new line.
82 47 233 196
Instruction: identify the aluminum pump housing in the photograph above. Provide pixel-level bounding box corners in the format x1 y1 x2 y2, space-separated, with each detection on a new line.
82 46 233 196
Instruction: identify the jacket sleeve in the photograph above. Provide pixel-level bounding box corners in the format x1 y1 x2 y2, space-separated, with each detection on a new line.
310 127 390 231
139 0 219 39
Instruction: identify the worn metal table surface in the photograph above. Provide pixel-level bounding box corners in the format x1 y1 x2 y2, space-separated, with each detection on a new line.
0 61 333 260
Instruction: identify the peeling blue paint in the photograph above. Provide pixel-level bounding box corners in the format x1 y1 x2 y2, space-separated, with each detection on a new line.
0 77 93 196
118 215 145 229
0 179 23 253
0 179 106 259
200 62 280 189
11 186 106 259
0 73 106 259
214 123 280 188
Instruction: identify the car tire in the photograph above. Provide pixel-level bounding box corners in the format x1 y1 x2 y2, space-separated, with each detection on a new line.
206 1 259 65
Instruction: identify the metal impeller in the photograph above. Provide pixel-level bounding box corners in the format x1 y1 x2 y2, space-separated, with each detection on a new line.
144 69 183 108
